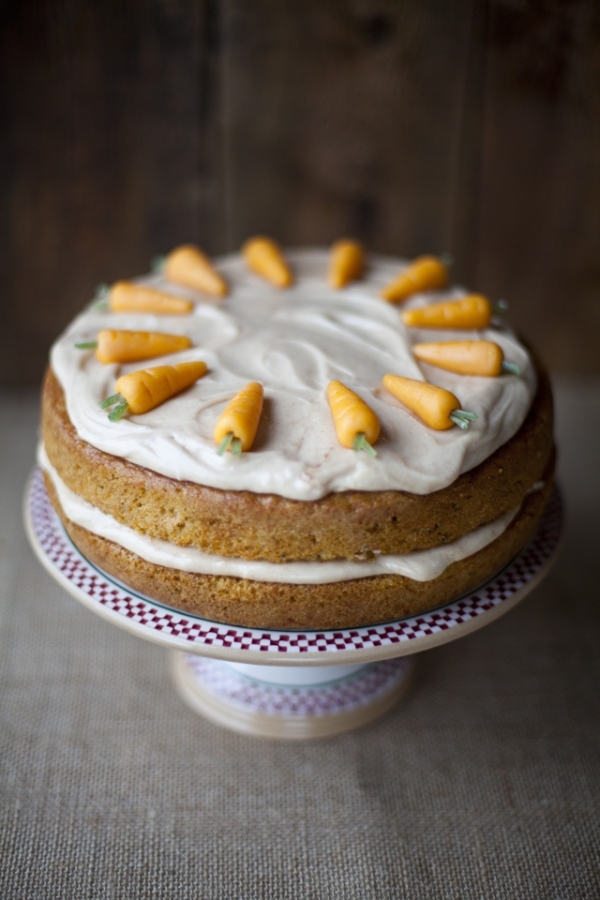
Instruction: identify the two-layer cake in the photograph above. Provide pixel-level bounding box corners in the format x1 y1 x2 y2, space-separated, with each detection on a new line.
40 246 554 629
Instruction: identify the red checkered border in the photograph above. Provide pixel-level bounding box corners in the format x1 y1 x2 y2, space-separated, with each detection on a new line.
186 656 413 717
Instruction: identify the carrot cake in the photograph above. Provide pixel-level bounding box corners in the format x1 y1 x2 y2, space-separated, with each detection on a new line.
40 246 554 629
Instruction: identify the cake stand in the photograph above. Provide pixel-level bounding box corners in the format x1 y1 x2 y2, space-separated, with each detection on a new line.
24 468 562 739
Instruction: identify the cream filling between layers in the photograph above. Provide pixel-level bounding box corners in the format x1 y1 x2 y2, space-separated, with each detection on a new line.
50 249 537 501
39 445 519 585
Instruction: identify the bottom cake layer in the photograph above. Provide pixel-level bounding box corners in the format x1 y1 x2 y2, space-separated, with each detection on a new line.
45 472 553 630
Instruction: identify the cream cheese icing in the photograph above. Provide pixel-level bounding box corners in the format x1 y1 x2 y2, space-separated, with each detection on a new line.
50 249 536 501
40 445 519 585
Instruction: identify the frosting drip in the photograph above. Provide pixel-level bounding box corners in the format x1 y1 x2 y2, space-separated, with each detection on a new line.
50 250 536 500
40 445 518 585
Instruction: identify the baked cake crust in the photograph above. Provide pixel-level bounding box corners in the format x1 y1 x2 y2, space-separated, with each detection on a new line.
45 468 553 630
42 364 554 563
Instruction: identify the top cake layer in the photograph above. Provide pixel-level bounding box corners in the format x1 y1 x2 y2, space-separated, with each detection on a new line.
50 249 536 501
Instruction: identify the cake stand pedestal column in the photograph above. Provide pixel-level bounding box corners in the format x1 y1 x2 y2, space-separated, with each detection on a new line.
171 655 415 739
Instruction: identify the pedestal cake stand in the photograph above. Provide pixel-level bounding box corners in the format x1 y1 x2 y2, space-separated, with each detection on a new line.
24 468 562 739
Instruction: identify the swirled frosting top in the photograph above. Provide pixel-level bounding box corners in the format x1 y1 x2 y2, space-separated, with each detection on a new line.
50 249 536 501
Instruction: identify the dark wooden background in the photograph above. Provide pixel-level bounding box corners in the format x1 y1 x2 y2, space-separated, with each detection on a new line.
2 0 599 385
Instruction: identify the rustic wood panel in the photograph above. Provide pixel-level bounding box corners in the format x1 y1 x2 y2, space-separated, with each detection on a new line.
476 0 600 374
221 0 481 276
0 0 225 385
1 0 599 384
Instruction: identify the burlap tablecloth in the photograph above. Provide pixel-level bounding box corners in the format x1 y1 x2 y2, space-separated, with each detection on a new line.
2 382 599 899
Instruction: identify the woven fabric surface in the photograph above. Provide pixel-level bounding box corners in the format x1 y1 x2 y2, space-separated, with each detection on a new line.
1 381 599 900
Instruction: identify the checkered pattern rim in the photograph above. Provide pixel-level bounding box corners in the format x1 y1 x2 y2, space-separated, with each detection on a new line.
28 467 562 655
184 656 412 717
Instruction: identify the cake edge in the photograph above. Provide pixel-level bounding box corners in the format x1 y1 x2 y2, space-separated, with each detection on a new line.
44 469 554 631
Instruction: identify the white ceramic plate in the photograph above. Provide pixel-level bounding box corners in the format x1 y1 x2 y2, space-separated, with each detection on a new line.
24 468 562 666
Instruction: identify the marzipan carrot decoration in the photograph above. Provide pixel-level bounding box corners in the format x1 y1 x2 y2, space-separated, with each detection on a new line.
413 340 521 377
76 330 192 364
164 245 228 297
402 294 492 330
99 361 207 421
328 239 365 289
327 380 380 457
214 382 264 456
383 374 478 431
242 237 293 288
107 282 193 315
381 256 448 303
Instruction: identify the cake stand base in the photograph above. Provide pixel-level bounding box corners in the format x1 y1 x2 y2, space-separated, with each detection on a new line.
171 654 416 739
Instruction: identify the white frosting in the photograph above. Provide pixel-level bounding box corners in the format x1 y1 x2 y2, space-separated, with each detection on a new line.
50 249 536 501
40 445 519 585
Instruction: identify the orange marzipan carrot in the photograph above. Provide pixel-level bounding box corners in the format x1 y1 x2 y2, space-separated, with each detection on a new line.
382 374 477 431
402 294 492 330
242 237 293 288
109 282 193 315
413 340 507 376
327 380 380 454
214 382 264 454
328 239 365 289
100 361 207 420
77 330 192 364
381 256 448 304
164 245 228 297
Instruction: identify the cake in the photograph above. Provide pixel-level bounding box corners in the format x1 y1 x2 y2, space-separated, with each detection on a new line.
40 244 554 630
